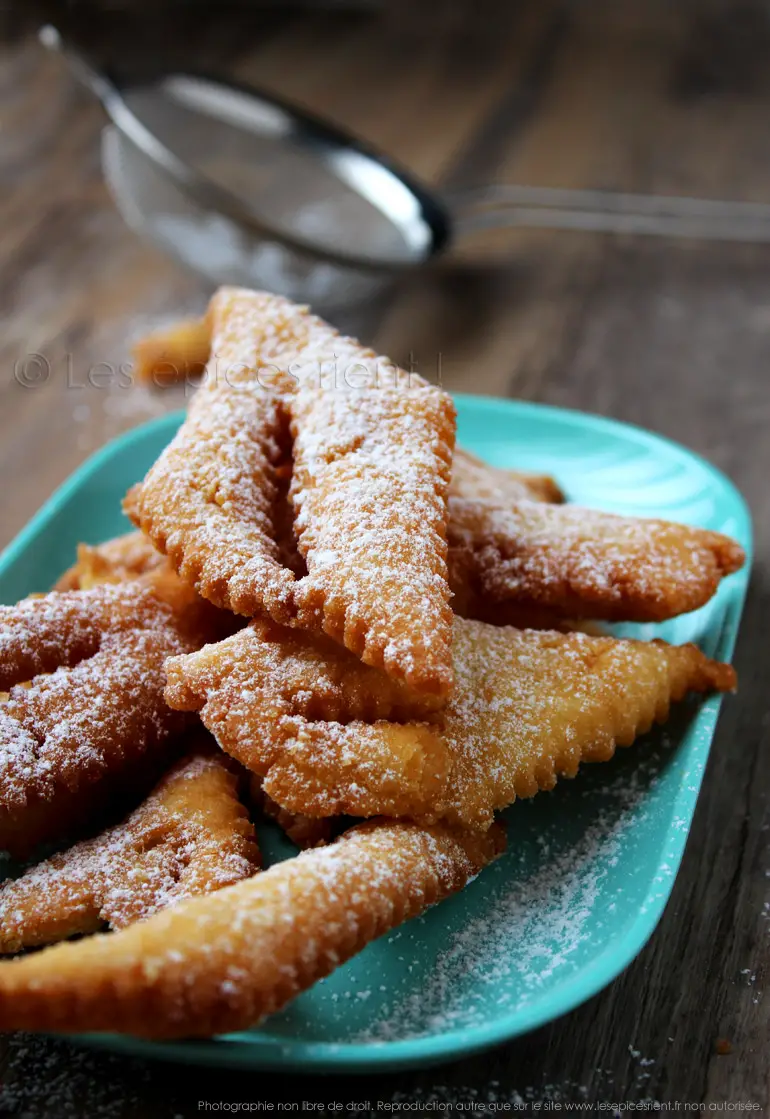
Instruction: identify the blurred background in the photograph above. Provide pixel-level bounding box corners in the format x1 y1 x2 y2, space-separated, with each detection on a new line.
2 0 769 548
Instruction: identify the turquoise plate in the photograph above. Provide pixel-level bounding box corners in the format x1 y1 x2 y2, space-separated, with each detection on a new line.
0 397 752 1073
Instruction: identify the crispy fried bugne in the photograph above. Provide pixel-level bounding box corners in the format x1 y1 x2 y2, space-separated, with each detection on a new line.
0 574 230 857
132 317 211 386
287 362 456 698
447 497 745 624
166 616 735 830
125 288 297 624
54 531 169 591
0 818 504 1039
249 775 334 849
0 747 260 953
165 617 452 822
131 309 552 512
127 287 457 700
450 447 564 505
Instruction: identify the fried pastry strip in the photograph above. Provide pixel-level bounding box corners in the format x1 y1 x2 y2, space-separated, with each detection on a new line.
128 289 456 698
0 575 228 856
0 818 503 1038
450 447 563 505
126 288 297 621
129 309 556 514
127 309 559 515
167 617 735 829
132 318 211 386
0 747 259 952
288 361 456 697
166 617 451 822
249 775 333 849
448 497 745 623
54 530 169 591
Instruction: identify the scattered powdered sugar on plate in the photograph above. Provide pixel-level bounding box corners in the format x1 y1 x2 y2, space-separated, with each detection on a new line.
0 1032 162 1118
355 758 661 1043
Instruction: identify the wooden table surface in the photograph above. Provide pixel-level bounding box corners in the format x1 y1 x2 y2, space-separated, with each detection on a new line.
0 3 767 1113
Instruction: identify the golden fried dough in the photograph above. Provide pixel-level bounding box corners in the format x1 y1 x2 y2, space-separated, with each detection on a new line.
447 497 745 623
0 575 229 857
167 617 734 829
287 361 455 698
132 318 211 386
450 447 563 505
249 775 334 849
129 288 456 697
0 747 259 952
0 818 503 1038
166 616 452 820
126 288 296 622
54 530 169 591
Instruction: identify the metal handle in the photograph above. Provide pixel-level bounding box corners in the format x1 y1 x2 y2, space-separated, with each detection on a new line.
449 183 770 244
39 25 118 105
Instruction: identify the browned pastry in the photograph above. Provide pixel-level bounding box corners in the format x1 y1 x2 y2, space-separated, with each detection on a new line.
286 358 455 698
0 746 260 952
127 287 457 700
450 447 563 504
0 572 230 856
132 318 211 386
127 307 558 514
165 615 448 825
126 307 560 512
447 497 745 623
54 531 169 591
166 615 735 829
249 775 334 849
0 818 504 1039
125 287 296 624
54 533 332 854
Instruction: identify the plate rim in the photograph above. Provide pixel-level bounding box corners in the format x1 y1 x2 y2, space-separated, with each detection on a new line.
0 395 753 1073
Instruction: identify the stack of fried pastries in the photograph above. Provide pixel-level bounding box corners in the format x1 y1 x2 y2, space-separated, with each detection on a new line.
0 287 743 1040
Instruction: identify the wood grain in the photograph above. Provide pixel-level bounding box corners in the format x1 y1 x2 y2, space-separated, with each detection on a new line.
0 2 767 1114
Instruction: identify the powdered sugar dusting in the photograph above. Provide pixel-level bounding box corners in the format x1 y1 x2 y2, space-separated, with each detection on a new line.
131 287 457 692
355 759 660 1042
290 377 455 693
0 1033 159 1118
448 496 744 623
0 821 499 1038
0 751 258 946
0 583 202 853
170 616 731 832
437 620 729 828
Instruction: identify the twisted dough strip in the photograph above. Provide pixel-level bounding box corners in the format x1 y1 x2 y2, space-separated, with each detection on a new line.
0 818 504 1039
447 497 745 623
166 617 451 822
128 288 456 698
132 317 211 385
0 572 228 856
167 616 735 830
125 289 297 623
0 745 259 952
127 312 560 505
128 289 743 677
54 536 328 850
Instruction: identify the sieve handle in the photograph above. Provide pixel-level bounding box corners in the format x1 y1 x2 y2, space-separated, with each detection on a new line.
449 183 770 244
39 25 118 106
